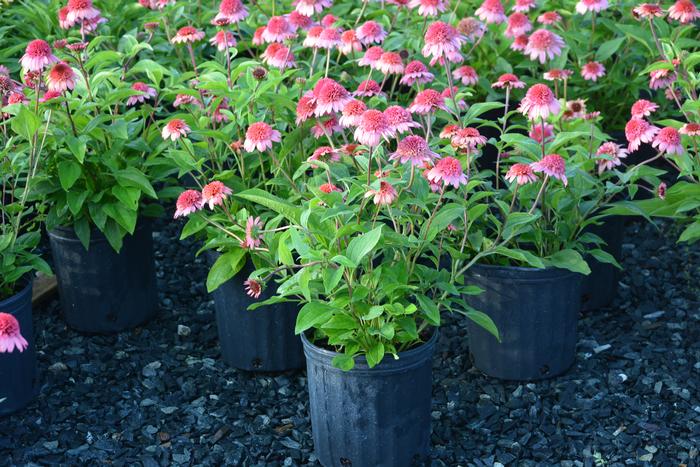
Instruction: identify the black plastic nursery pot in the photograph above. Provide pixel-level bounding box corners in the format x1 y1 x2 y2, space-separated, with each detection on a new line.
466 264 581 381
48 221 158 334
302 332 437 467
208 254 304 371
0 281 38 416
581 216 625 311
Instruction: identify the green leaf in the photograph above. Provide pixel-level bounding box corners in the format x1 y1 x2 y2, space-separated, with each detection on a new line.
366 341 385 368
424 204 464 242
502 212 541 240
465 309 500 341
416 295 440 326
323 266 345 294
57 160 82 190
678 220 700 243
547 249 591 275
363 305 384 320
74 216 91 250
66 191 88 216
206 249 246 292
332 354 355 371
10 106 40 140
236 188 301 222
66 136 86 163
589 249 622 270
595 37 625 62
295 301 336 334
346 225 383 266
114 168 158 199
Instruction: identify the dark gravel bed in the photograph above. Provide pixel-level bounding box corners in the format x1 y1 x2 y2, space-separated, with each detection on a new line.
1 219 699 466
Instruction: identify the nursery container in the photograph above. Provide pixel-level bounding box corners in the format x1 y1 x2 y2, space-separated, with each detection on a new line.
581 217 625 311
302 332 437 467
48 221 157 334
0 281 38 416
466 265 581 380
208 254 304 371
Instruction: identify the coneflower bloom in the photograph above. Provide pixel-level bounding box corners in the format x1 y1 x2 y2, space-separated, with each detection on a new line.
625 118 659 151
596 142 628 174
0 313 28 353
543 68 573 81
288 11 314 30
319 182 342 193
475 0 507 23
400 60 435 86
632 3 664 18
339 30 363 55
510 34 529 52
679 123 700 136
531 153 567 185
262 44 296 69
66 0 102 23
174 93 203 108
384 105 421 135
668 0 700 22
308 146 341 166
293 0 333 16
318 27 341 49
303 25 324 48
529 122 554 143
58 7 72 29
630 99 659 118
46 62 76 92
244 122 281 152
244 279 262 298
505 13 532 38
39 90 62 103
581 61 606 81
262 17 296 43
201 181 233 209
355 109 392 147
525 29 565 63
313 78 352 116
377 52 404 75
566 99 587 118
440 124 460 139
575 0 608 14
172 26 205 44
8 92 28 105
492 73 526 89
409 89 448 114
652 127 683 155
390 135 437 165
519 84 560 120
127 81 156 106
442 87 467 110
649 67 676 90
340 99 367 127
162 119 191 141
537 11 562 24
174 190 204 218
357 21 387 45
457 17 487 41
505 163 538 185
427 157 468 188
657 182 667 200
252 26 266 46
242 216 264 249
214 0 249 23
422 22 465 63
513 0 537 12
210 30 236 51
20 40 58 72
358 46 384 67
311 117 342 139
408 0 448 16
365 181 398 205
451 127 487 149
453 65 478 85
354 79 385 97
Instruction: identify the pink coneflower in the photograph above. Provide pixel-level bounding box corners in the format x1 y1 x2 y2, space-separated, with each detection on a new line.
565 99 587 119
377 52 404 75
313 78 352 116
625 118 659 151
427 157 468 188
529 122 554 143
312 117 342 139
630 99 659 118
519 84 560 120
355 109 392 147
442 87 467 110
505 13 532 38
475 0 507 23
525 29 565 63
262 16 295 43
440 124 460 139
679 123 700 136
262 44 296 70
20 40 58 72
451 127 487 149
58 7 72 29
649 67 676 90
174 190 203 218
538 11 562 24
390 135 437 165
66 0 101 23
318 27 341 49
172 26 205 44
201 181 233 209
581 61 606 81
339 99 367 127
214 0 248 24
244 279 262 298
492 73 526 89
510 34 528 52
357 21 387 45
0 313 28 353
657 182 667 199
210 30 236 51
46 62 76 92
66 42 87 52
543 68 573 81
354 79 385 97
358 46 384 67
400 60 435 86
422 22 465 62
162 119 191 141
293 0 333 16
365 181 398 205
408 0 448 16
8 92 28 105
453 65 478 85
244 122 281 152
303 26 324 48
668 0 700 22
241 216 264 249
531 154 567 185
652 127 683 155
632 3 664 18
126 81 156 106
308 146 341 166
319 182 342 193
339 30 363 55
576 0 608 14
596 142 628 174
409 89 448 114
288 11 314 30
457 17 487 41
39 90 62 103
505 163 538 185
174 94 203 108
384 105 421 135
513 0 537 12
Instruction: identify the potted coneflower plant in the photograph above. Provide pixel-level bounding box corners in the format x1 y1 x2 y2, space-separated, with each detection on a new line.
20 8 164 333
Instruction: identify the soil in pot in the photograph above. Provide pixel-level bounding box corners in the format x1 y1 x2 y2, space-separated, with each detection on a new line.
48 220 158 334
0 281 38 416
302 331 437 467
465 264 581 381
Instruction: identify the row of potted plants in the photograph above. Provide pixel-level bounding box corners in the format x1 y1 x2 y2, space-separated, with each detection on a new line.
1 0 698 464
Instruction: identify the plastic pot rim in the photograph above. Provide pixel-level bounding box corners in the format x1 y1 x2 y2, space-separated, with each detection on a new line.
0 279 33 310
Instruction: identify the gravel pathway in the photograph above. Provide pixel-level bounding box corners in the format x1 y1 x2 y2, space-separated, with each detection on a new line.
1 219 698 466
